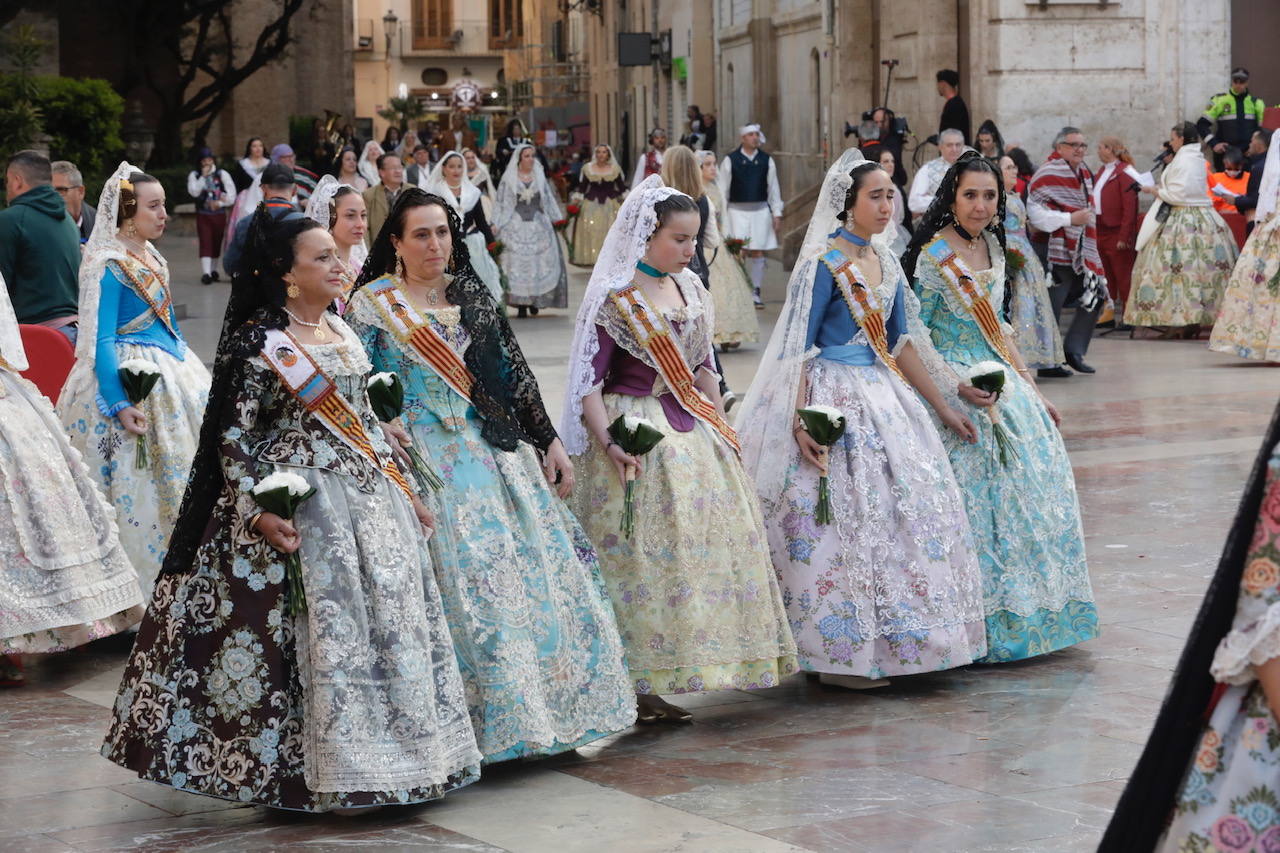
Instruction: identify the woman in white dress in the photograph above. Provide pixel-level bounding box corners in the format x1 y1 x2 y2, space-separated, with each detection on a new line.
358 140 385 190
736 148 987 684
0 272 143 686
492 144 568 317
425 151 504 303
58 163 211 594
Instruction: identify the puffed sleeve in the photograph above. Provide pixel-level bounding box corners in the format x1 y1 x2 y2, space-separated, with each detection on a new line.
886 276 911 356
1212 450 1280 685
805 260 836 353
93 264 130 417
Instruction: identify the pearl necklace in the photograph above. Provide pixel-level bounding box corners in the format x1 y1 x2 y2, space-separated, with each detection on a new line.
284 306 329 341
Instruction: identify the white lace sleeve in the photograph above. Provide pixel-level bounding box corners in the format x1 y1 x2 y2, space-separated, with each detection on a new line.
903 257 963 409
1211 602 1280 685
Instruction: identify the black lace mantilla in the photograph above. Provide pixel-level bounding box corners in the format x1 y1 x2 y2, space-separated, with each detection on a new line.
355 188 558 453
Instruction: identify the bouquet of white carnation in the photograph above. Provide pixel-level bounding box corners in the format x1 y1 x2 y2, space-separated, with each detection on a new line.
117 358 162 469
796 405 846 524
606 414 665 539
966 361 1018 468
251 472 316 617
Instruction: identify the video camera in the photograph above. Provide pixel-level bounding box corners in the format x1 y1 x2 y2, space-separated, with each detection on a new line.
845 107 910 140
1150 140 1173 168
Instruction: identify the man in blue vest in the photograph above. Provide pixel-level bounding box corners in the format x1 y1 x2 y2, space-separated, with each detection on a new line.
716 123 783 308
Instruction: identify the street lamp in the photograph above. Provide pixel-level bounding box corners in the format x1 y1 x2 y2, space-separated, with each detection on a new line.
383 10 398 58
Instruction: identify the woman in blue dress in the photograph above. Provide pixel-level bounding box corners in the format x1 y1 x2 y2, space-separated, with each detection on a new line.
900 152 1098 661
346 188 635 762
58 163 210 594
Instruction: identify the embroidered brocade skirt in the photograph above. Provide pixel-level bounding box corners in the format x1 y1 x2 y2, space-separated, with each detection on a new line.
1210 214 1280 362
101 464 482 811
571 196 622 266
412 411 636 763
708 248 760 347
569 393 797 694
1126 205 1239 327
759 359 987 678
1007 237 1066 369
59 343 210 594
1 370 142 653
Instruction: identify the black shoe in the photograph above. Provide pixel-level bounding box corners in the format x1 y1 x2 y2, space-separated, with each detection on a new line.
1065 354 1096 374
529 306 540 316
1037 366 1072 379
1096 318 1115 329
200 273 213 285
516 306 528 319
211 270 221 282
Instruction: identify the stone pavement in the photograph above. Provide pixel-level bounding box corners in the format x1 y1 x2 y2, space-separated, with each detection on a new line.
4 225 1280 851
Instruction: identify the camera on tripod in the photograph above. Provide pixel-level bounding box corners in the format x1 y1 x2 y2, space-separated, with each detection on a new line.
845 60 910 139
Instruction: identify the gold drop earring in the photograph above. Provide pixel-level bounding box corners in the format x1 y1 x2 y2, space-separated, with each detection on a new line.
396 254 406 280
126 221 137 238
285 275 300 299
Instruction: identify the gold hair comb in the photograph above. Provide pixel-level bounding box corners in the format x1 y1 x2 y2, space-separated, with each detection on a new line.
119 178 134 193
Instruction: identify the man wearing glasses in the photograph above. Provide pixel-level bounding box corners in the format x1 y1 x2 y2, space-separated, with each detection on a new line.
1027 127 1108 376
1198 68 1267 171
51 161 95 243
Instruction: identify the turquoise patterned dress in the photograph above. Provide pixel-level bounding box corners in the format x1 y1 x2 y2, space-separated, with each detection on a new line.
910 234 1098 661
347 284 635 764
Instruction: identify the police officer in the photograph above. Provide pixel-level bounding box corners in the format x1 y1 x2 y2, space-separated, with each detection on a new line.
1197 67 1267 170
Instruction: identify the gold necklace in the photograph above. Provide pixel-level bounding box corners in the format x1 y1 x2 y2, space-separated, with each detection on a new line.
284 306 328 341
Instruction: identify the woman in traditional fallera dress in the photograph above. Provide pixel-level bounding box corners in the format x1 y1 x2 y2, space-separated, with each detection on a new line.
102 206 482 811
999 155 1066 370
0 272 143 684
58 164 210 595
1126 122 1239 335
347 189 635 762
698 150 759 350
562 176 797 722
736 149 986 685
304 175 368 315
492 143 568 317
901 152 1098 661
425 151 504 303
1211 130 1280 362
569 144 627 266
1101 403 1280 853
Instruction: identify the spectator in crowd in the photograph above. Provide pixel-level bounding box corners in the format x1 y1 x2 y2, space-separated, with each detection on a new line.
494 118 531 177
50 160 95 243
381 125 402 154
1207 148 1250 215
443 113 478 154
1093 136 1142 324
683 105 713 151
405 144 432 189
936 69 971 145
1234 129 1271 234
271 143 318 203
332 145 368 192
871 107 908 187
186 147 236 284
362 152 406 246
0 150 80 343
1198 67 1266 171
1027 126 1106 375
975 119 1005 167
222 163 300 277
909 128 966 215
632 128 669 189
1006 146 1036 198
857 119 883 162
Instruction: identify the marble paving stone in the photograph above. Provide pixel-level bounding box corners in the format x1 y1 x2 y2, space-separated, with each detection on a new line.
0 788 173 840
420 768 806 852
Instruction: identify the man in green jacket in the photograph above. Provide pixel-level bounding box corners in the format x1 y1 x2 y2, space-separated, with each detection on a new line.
0 150 81 345
1197 67 1267 171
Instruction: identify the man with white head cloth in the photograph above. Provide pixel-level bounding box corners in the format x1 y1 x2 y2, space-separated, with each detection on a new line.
717 123 783 307
908 128 967 215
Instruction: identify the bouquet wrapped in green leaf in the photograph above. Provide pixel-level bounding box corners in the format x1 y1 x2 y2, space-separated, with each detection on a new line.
796 405 846 524
366 372 445 492
117 358 162 469
606 414 665 539
251 471 317 617
967 361 1018 467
